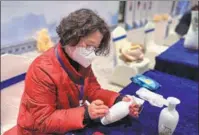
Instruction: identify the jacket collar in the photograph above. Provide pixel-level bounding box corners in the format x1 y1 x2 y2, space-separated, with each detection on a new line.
56 42 84 81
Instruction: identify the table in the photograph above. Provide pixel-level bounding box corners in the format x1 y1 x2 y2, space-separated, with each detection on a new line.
73 70 198 135
155 38 198 81
0 54 31 90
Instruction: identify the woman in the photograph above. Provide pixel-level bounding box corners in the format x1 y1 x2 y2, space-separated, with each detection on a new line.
4 9 140 135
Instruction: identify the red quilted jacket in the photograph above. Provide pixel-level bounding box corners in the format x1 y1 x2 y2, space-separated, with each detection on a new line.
4 43 119 135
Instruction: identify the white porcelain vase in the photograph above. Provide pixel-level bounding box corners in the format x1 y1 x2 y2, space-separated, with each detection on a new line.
184 11 198 50
101 98 134 125
158 97 180 135
144 20 155 46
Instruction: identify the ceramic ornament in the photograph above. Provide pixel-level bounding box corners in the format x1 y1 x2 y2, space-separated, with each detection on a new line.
184 11 198 50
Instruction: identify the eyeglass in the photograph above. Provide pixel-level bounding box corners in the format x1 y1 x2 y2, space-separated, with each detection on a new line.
85 46 96 52
79 46 97 56
81 38 100 52
81 45 99 56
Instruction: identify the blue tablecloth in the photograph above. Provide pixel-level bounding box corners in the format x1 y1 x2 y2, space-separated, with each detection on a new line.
72 70 198 135
155 39 198 81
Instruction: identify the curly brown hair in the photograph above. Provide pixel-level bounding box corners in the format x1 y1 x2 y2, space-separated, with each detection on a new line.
56 8 111 56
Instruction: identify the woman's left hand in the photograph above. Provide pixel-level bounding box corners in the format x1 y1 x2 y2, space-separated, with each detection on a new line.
122 96 140 118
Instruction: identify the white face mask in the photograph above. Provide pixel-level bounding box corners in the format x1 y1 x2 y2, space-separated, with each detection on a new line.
65 45 96 68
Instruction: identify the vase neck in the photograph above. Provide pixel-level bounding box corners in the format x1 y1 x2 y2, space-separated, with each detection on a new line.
168 103 176 111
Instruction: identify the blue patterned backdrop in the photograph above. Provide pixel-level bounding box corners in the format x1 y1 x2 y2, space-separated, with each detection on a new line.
1 1 119 48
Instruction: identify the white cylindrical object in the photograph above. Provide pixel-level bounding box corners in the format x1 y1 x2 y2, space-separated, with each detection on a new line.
154 20 168 45
184 11 198 50
101 100 133 125
144 20 155 47
158 97 180 135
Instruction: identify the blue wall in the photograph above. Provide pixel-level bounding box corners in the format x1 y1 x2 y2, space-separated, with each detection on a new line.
1 1 119 48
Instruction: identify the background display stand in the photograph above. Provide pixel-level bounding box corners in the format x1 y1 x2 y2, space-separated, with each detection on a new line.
109 26 150 87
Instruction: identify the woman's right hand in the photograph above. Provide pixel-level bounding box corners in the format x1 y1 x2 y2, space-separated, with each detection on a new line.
88 100 109 120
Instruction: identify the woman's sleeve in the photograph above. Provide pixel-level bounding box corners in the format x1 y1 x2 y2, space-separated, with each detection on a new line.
84 67 120 107
19 66 86 134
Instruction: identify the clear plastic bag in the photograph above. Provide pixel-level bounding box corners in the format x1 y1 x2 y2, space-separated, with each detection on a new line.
136 87 168 108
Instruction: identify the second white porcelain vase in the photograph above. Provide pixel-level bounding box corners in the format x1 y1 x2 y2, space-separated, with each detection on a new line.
184 11 198 50
158 97 180 135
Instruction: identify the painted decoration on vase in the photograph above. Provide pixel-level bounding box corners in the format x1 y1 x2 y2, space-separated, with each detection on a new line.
125 1 134 30
133 1 141 28
146 1 153 21
141 1 148 26
129 1 132 11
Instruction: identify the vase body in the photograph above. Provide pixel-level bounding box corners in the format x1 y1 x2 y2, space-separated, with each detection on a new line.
184 11 198 50
101 100 132 125
158 97 180 135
